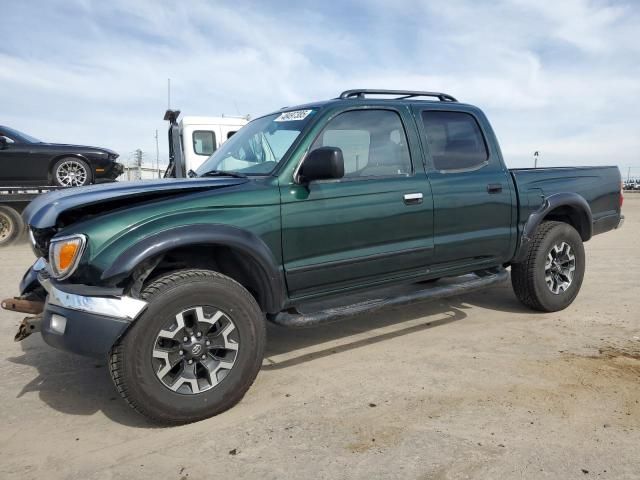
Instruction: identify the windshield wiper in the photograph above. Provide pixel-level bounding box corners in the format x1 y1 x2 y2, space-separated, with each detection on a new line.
199 170 248 179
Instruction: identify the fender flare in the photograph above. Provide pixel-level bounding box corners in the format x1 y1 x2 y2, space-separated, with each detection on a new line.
49 153 92 170
101 224 286 313
513 192 592 263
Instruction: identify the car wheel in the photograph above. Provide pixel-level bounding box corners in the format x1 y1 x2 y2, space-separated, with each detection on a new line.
511 221 585 312
52 157 92 187
109 269 266 424
0 206 24 247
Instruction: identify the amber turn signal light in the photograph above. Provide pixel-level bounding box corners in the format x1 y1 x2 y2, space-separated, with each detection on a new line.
49 235 86 279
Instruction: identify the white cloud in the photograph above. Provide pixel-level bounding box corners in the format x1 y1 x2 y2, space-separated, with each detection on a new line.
1 0 639 171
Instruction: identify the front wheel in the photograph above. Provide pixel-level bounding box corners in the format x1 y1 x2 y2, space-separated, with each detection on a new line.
511 221 585 312
109 269 266 424
52 157 92 187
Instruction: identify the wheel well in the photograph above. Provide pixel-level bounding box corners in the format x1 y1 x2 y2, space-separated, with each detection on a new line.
133 244 270 312
48 155 91 179
543 205 590 240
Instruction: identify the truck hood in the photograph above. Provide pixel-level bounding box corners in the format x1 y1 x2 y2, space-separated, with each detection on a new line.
23 178 249 229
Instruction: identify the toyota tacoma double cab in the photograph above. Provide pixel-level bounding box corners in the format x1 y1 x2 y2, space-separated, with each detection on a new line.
2 89 624 424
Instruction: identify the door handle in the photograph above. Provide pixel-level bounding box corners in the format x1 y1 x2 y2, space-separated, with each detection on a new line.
403 193 423 205
487 183 503 194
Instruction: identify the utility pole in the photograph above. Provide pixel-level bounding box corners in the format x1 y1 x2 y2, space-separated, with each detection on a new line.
167 78 171 110
155 129 160 178
534 151 539 168
628 166 631 182
135 149 143 180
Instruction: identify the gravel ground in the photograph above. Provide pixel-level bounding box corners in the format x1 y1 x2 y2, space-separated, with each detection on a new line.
0 197 637 480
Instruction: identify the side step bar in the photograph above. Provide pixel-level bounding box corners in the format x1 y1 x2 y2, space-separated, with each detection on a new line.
270 269 509 328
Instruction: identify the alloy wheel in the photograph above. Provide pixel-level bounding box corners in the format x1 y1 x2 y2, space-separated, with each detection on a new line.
56 160 88 186
152 306 240 394
544 241 576 294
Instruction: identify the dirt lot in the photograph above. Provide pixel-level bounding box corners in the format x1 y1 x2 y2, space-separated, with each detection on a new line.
0 198 638 480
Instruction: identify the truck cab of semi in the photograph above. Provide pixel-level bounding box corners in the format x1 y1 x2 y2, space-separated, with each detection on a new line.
163 110 248 178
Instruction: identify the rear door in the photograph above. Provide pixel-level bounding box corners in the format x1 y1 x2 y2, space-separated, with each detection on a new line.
413 107 514 267
281 107 434 298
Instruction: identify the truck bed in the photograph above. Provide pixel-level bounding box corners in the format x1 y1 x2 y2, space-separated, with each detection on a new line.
510 166 622 238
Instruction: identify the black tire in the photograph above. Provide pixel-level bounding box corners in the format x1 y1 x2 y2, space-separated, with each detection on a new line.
109 269 266 424
511 221 585 312
0 206 24 247
52 157 92 187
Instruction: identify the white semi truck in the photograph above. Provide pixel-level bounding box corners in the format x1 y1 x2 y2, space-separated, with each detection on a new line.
163 110 249 178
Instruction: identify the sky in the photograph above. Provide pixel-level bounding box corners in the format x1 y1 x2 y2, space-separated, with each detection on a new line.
2 0 640 174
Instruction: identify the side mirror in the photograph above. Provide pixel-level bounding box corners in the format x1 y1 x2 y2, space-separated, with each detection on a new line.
0 136 7 149
299 147 344 183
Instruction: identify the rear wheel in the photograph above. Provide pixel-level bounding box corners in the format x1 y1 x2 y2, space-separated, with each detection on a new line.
0 206 24 247
511 221 585 312
109 269 266 424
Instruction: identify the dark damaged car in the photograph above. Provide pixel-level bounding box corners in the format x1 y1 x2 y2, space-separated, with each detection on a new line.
0 125 123 187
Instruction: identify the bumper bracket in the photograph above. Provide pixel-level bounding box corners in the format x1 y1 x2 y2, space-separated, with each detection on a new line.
15 316 42 342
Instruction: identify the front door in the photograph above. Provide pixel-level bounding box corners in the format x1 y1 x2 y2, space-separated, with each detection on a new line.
281 108 434 298
414 107 514 267
0 137 39 184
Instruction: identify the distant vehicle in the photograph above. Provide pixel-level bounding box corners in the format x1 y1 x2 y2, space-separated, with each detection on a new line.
0 126 123 187
163 111 248 178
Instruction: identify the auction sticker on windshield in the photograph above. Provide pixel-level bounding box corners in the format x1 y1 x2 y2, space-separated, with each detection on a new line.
274 110 313 122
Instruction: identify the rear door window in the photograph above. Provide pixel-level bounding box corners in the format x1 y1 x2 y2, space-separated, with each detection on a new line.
421 111 488 171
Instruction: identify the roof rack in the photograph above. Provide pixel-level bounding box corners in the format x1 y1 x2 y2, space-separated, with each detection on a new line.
339 89 458 102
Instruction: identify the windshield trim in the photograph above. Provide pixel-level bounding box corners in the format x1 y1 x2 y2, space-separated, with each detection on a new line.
265 108 324 177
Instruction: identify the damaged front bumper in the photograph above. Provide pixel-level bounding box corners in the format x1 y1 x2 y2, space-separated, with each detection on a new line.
4 258 147 358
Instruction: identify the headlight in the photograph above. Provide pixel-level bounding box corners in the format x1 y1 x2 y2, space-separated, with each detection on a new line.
49 234 87 279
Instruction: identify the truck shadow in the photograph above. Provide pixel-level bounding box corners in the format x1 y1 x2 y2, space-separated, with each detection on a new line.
263 301 468 370
8 338 157 428
263 282 529 370
7 283 530 428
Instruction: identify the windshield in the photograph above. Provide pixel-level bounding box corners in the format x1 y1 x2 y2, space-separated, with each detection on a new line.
195 109 316 176
0 126 41 143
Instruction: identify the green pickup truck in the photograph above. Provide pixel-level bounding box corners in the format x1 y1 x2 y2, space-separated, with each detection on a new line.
4 89 624 424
